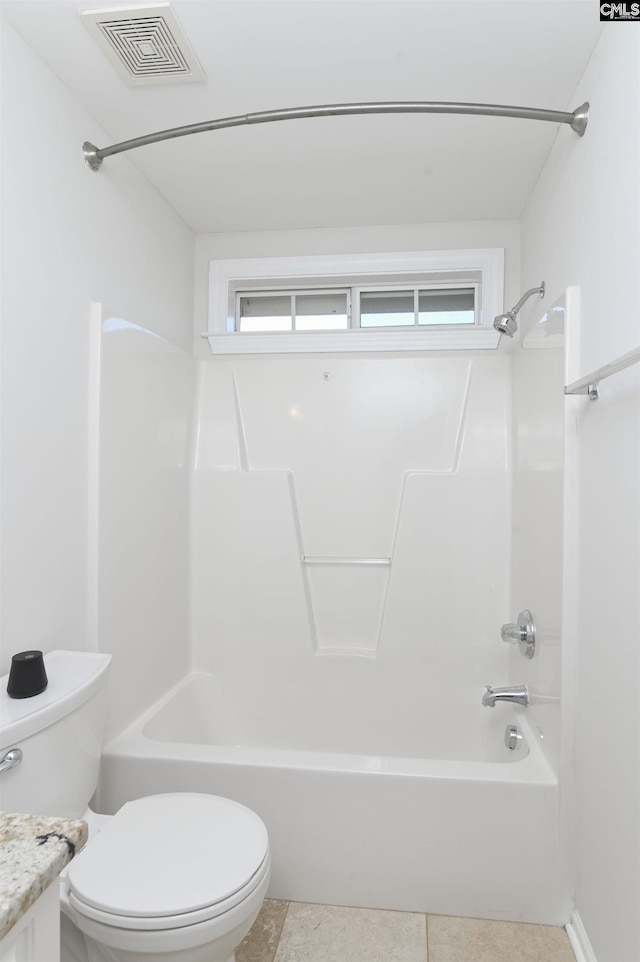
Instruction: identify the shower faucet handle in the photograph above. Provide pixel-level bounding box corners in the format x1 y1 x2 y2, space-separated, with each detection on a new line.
500 610 536 659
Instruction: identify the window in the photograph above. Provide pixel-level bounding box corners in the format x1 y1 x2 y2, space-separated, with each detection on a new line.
359 287 476 328
206 249 503 353
238 291 349 332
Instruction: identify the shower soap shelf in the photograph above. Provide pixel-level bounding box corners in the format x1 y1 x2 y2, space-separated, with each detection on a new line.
302 557 391 565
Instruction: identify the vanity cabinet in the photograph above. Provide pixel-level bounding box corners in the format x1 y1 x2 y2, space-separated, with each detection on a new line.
0 882 59 962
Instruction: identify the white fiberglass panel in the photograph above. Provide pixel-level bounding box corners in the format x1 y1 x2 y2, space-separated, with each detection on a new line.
510 291 567 776
192 354 510 664
305 564 389 654
231 357 471 557
98 318 193 739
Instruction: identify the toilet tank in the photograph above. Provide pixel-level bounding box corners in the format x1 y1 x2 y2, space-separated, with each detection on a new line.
0 651 111 818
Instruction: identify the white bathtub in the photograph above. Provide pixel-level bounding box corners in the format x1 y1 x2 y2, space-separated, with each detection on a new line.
97 673 570 925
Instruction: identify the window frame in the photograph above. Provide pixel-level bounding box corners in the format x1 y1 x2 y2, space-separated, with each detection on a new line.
206 248 504 353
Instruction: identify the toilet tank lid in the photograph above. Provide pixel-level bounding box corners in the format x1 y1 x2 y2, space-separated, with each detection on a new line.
0 650 111 748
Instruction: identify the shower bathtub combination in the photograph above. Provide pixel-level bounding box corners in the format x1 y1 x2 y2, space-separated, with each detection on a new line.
98 670 569 926
95 329 572 928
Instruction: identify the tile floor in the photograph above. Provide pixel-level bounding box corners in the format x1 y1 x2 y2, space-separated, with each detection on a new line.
236 900 577 962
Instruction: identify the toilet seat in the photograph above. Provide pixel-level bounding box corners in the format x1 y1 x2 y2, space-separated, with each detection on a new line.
66 793 269 932
67 853 270 931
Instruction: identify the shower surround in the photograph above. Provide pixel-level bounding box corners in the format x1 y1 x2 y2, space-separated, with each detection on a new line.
191 354 511 679
97 343 569 922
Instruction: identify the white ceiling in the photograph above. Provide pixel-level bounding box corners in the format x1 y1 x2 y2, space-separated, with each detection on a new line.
3 0 602 233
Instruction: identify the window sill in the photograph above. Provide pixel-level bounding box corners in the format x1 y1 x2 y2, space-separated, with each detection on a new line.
203 328 500 355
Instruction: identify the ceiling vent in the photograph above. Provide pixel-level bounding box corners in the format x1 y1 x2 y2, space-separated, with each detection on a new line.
80 4 205 86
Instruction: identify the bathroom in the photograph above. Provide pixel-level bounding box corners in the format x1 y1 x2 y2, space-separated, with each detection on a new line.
0 2 638 962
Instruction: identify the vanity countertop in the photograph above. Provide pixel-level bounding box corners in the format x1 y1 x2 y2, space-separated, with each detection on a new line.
0 811 87 940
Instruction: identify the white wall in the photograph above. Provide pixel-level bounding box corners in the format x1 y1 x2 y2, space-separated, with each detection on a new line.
0 21 195 734
521 29 640 962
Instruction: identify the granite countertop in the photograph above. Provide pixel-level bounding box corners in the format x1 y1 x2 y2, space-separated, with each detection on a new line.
0 811 88 940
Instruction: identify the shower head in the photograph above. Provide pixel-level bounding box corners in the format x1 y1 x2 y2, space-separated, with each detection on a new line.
493 282 545 337
493 311 518 337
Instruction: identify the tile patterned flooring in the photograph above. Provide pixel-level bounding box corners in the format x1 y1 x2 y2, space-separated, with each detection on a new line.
236 900 577 962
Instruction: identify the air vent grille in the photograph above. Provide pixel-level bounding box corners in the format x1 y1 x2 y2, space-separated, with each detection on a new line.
99 17 190 78
81 4 205 86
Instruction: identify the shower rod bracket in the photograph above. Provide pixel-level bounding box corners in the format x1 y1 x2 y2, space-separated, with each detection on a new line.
83 142 102 172
570 102 590 137
564 346 640 400
82 100 590 171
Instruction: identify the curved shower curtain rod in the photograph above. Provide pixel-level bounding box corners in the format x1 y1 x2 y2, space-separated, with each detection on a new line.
82 99 589 171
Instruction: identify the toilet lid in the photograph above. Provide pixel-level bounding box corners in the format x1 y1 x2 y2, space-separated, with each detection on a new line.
66 794 269 920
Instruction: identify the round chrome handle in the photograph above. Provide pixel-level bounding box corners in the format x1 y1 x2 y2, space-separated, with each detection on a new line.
504 725 523 751
501 624 525 643
0 748 23 773
500 610 536 658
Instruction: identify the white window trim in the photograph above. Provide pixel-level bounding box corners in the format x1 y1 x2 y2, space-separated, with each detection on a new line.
205 249 504 354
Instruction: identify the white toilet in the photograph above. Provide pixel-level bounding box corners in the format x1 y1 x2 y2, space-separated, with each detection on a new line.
0 651 270 962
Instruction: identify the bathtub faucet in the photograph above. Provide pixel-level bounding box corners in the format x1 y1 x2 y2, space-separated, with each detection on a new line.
482 684 529 708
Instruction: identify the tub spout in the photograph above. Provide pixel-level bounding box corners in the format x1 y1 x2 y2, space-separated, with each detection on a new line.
482 684 529 708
